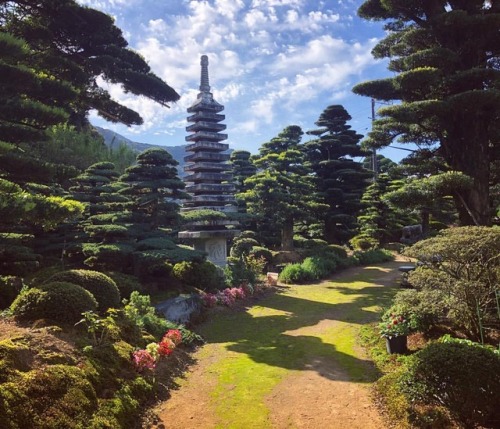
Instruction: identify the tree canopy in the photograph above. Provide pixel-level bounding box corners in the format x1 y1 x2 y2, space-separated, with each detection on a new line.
353 0 500 226
0 0 180 128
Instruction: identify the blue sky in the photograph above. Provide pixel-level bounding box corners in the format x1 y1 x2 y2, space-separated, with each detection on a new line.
78 0 407 162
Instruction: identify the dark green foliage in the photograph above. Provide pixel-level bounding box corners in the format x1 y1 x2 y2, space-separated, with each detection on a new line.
399 342 500 428
47 270 120 312
350 235 378 251
119 148 187 231
327 244 348 260
2 1 180 128
305 105 371 244
104 272 142 300
10 282 98 324
239 126 327 250
230 237 259 258
83 243 134 271
354 1 500 226
0 365 98 429
248 246 273 264
353 249 394 265
0 276 24 310
172 261 223 291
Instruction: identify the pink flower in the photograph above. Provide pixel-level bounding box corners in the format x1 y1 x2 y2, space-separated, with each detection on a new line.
158 339 175 356
163 329 182 346
132 349 156 371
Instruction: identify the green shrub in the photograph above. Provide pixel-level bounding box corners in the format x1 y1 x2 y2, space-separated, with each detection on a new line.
248 246 273 264
11 282 98 324
278 263 311 284
404 226 500 341
327 244 348 260
104 272 142 300
47 270 120 311
0 276 24 310
172 261 223 291
301 257 337 280
392 289 447 333
230 237 259 258
354 249 394 265
350 235 377 251
399 342 500 428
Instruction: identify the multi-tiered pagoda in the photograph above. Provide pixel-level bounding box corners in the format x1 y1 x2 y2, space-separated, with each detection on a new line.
178 55 239 266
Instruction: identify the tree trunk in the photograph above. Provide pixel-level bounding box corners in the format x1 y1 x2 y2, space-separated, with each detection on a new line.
420 208 430 237
281 217 294 251
442 115 492 226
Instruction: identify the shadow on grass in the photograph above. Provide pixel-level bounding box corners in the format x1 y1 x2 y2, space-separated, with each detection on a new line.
197 261 405 383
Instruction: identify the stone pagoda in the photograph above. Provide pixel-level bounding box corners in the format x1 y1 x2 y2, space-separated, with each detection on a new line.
178 55 239 266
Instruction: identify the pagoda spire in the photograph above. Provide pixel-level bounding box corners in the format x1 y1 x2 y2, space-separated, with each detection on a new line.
200 55 210 93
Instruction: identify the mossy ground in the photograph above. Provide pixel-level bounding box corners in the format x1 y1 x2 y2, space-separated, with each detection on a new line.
166 263 402 428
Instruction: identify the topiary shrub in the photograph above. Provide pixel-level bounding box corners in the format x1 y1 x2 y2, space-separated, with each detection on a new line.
278 263 311 284
0 276 24 310
399 342 500 428
10 282 98 324
172 261 223 291
46 270 120 311
230 237 259 258
248 246 273 264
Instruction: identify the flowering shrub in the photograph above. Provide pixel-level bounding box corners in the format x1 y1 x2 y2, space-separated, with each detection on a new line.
158 338 175 356
380 312 411 338
132 329 183 372
132 349 156 371
163 329 182 346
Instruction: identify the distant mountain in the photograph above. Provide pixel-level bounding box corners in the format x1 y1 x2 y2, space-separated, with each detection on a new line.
94 126 188 174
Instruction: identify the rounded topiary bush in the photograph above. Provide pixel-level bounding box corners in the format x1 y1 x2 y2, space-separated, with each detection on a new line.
47 270 120 311
399 342 500 427
10 282 98 324
173 261 223 291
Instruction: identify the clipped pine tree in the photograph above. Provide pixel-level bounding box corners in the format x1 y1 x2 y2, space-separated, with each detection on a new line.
305 105 372 244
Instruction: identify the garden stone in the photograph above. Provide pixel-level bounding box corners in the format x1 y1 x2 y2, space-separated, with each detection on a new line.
155 294 202 325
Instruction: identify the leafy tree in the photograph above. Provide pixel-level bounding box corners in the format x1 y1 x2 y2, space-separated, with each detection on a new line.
405 226 500 341
305 105 372 244
1 0 179 128
353 0 500 226
385 171 473 235
240 126 326 250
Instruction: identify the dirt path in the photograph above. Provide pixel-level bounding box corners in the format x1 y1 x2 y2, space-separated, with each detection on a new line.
148 259 407 429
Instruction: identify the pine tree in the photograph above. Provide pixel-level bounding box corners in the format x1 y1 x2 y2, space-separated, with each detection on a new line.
240 126 326 250
354 0 500 225
305 105 372 244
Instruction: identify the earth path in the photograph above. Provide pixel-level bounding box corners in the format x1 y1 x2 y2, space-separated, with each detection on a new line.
149 259 406 429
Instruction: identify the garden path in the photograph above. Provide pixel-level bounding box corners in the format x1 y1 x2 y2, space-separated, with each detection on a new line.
148 259 407 429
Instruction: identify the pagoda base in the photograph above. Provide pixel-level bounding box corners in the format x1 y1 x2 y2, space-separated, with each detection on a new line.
194 237 228 267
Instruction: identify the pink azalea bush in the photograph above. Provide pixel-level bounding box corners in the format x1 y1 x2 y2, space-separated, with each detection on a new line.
132 329 183 372
201 282 268 309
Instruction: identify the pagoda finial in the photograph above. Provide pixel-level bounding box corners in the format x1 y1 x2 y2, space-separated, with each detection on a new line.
200 55 210 92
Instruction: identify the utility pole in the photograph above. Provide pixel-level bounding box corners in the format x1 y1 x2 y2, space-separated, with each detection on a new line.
371 98 378 179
